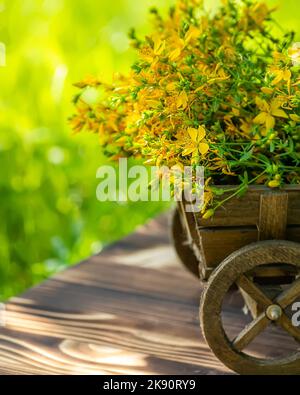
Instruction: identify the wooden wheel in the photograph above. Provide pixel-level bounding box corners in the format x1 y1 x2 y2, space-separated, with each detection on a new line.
200 240 300 375
171 208 199 278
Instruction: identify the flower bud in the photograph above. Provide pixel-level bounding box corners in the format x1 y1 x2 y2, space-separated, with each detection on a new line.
268 180 280 188
202 209 215 219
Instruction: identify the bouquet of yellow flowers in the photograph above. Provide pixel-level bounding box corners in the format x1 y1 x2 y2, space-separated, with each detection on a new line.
71 0 300 218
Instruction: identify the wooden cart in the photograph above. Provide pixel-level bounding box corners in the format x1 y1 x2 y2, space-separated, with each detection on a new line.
171 186 300 375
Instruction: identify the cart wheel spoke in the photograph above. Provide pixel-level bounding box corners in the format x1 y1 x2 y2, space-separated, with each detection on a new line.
278 314 300 342
233 313 270 351
276 277 300 309
236 275 272 309
200 241 300 375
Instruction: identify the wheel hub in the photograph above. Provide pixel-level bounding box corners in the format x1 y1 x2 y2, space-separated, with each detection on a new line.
265 304 282 321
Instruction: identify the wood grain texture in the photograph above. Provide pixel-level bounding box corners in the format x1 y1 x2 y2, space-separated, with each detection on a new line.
182 187 300 269
198 227 258 269
193 186 300 228
196 226 300 269
259 192 288 240
0 214 299 375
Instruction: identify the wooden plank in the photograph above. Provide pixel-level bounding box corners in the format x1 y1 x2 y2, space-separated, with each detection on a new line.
197 191 261 227
191 186 300 228
259 192 288 240
196 226 300 269
0 215 230 375
0 214 298 375
198 227 258 268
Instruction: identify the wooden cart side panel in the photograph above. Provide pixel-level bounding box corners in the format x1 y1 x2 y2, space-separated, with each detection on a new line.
197 190 261 227
194 187 300 228
198 226 300 269
199 227 258 269
179 186 300 271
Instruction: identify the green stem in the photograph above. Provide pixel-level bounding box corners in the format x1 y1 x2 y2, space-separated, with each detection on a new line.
213 170 267 211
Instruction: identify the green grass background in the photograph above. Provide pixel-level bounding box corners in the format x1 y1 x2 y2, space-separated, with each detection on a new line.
0 0 299 300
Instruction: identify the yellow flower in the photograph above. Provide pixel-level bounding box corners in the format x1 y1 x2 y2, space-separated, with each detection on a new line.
210 157 235 176
268 179 280 188
248 3 271 26
272 51 286 63
139 47 156 63
181 126 209 157
184 26 201 44
217 44 236 61
169 47 182 62
72 0 300 213
176 90 189 109
232 108 240 116
202 209 215 220
253 97 288 130
261 87 274 95
153 37 166 56
270 67 291 87
166 82 178 92
240 118 253 135
290 114 300 122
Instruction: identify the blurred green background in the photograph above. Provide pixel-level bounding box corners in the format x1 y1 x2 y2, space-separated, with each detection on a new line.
0 0 299 301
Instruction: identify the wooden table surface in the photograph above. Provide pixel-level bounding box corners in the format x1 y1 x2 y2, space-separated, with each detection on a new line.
0 213 297 375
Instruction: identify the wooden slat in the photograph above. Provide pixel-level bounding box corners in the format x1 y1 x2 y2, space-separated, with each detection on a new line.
192 186 300 228
198 227 258 268
197 191 261 227
259 192 288 240
195 226 300 268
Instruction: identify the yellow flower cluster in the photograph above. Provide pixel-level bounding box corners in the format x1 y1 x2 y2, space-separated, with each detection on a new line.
71 0 300 216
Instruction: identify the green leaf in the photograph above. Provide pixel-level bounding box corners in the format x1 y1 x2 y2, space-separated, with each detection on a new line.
240 149 253 162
